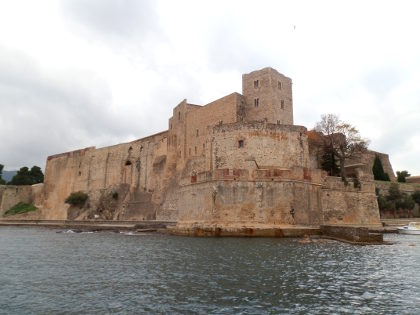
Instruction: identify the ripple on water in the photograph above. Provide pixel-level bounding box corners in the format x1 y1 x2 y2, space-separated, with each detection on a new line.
0 229 420 314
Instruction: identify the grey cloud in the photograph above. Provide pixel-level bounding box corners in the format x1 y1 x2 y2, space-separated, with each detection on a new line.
373 112 420 172
363 67 404 99
206 26 264 73
60 0 160 40
0 47 148 170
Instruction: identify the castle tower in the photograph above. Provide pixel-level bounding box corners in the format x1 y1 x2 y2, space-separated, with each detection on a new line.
242 67 293 125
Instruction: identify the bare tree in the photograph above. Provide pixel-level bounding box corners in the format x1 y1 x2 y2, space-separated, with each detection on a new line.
315 114 369 180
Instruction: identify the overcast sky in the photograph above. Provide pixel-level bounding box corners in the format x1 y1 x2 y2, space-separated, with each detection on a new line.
0 0 419 175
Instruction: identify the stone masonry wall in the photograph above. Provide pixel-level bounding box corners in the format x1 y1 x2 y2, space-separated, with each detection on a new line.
166 179 322 226
209 122 309 171
348 150 395 181
0 185 34 215
242 67 293 125
321 177 381 226
184 93 242 159
42 131 168 219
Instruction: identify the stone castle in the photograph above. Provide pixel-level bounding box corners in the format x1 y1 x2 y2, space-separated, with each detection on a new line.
1 67 395 231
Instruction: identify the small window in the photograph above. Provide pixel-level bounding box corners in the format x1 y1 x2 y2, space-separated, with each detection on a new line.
238 140 244 148
254 98 259 108
125 160 132 166
277 120 280 124
203 143 205 150
178 112 180 120
254 80 259 88
281 100 284 109
170 123 172 129
78 171 81 176
278 81 282 90
195 146 197 155
196 129 199 137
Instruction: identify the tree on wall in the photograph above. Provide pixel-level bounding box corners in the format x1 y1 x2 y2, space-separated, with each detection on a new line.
396 170 410 183
372 155 390 181
29 166 44 184
9 166 44 185
315 114 369 180
321 144 340 176
0 164 5 185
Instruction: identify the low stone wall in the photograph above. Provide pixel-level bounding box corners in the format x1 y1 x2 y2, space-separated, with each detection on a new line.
321 225 383 244
375 181 419 195
169 224 320 237
0 184 45 217
0 185 33 215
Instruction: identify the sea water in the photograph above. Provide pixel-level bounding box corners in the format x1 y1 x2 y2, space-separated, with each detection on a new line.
1 227 419 314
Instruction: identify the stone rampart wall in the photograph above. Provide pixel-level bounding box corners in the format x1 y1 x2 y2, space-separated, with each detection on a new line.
210 122 309 171
165 179 322 226
348 150 395 180
42 131 168 219
321 177 381 226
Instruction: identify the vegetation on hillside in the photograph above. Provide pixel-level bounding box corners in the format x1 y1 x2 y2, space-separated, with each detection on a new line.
396 170 410 183
8 166 44 185
412 191 420 208
65 191 88 206
4 202 38 217
377 183 416 217
0 164 5 185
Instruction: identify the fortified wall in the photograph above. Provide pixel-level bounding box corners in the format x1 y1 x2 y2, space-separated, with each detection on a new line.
0 184 43 216
2 67 386 230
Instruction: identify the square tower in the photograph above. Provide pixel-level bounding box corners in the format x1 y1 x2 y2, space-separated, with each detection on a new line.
242 67 293 125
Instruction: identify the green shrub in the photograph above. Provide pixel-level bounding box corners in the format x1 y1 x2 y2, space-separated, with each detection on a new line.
412 190 420 206
396 193 415 211
377 194 391 210
65 191 88 206
4 202 37 216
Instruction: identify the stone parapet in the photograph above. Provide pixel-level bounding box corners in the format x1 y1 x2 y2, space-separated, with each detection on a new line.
322 176 375 193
